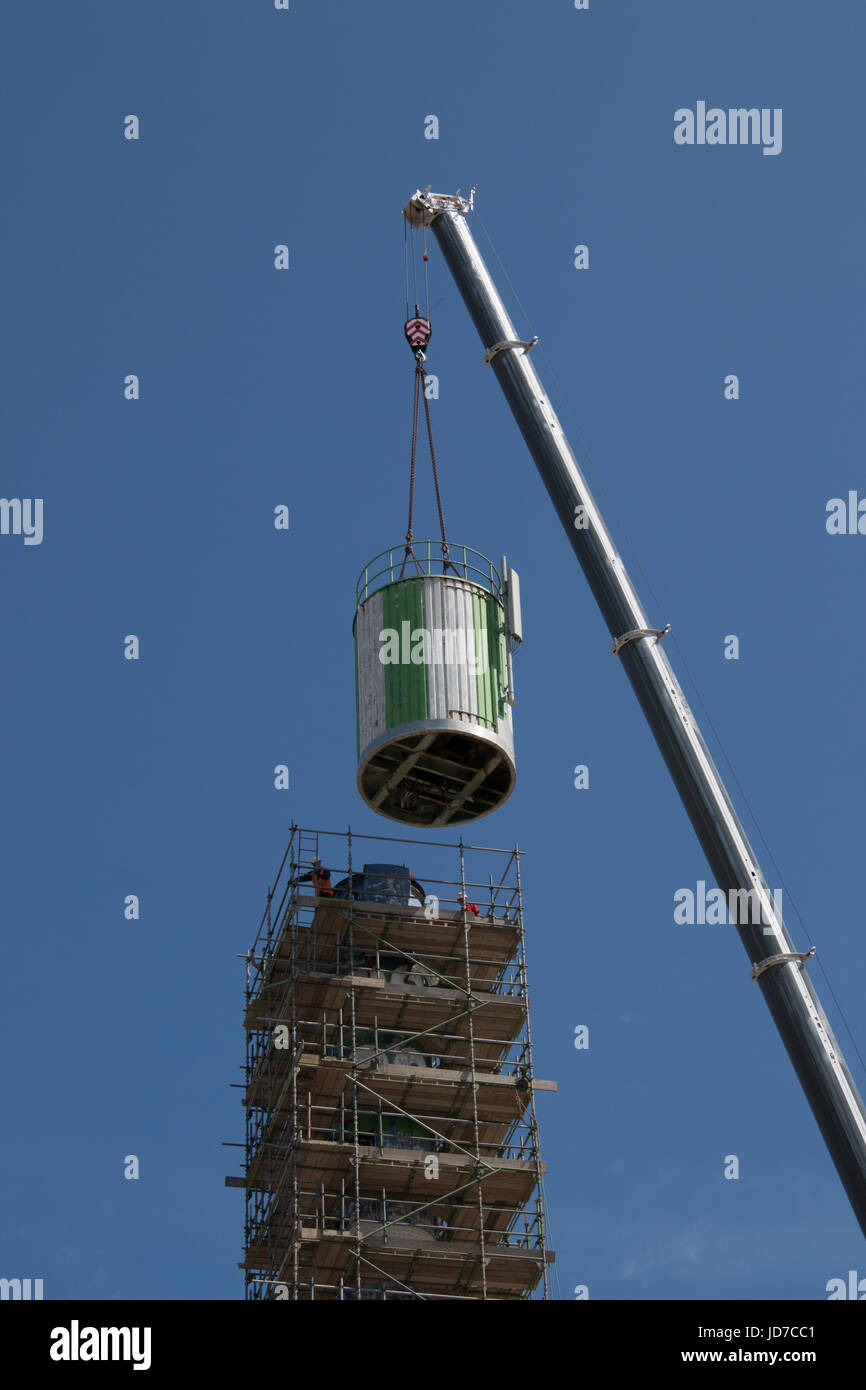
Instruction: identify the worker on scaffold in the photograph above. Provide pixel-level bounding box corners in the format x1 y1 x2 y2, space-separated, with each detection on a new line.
297 858 335 898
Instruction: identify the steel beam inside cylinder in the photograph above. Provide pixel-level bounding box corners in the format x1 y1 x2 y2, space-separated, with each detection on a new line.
407 188 866 1236
371 734 436 806
432 752 503 828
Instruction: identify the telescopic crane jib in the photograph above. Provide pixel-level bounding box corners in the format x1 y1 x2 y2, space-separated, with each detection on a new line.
402 186 866 1238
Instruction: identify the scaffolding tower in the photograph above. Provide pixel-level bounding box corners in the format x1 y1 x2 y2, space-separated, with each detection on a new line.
226 824 556 1300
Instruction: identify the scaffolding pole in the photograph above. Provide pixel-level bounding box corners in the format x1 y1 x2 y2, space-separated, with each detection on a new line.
230 825 555 1299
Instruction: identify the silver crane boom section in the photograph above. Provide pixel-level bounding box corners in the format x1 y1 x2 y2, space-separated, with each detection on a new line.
403 187 866 1235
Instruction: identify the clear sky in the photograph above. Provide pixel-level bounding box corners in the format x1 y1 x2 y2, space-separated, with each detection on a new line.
2 0 865 1301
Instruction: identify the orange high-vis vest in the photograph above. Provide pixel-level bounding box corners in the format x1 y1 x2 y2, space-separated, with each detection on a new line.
314 867 334 897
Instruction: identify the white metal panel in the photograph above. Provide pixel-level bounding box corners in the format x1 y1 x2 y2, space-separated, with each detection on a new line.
424 577 479 725
507 568 522 643
355 590 386 751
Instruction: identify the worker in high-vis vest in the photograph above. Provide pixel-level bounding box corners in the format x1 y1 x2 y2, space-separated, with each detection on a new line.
297 858 335 898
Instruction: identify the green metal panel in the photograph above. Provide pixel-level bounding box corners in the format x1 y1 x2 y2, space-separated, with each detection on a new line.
472 588 506 731
493 604 508 726
381 579 428 730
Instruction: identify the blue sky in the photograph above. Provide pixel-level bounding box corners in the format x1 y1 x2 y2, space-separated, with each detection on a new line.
2 0 865 1300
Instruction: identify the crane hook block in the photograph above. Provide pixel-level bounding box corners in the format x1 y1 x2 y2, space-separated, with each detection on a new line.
405 316 432 356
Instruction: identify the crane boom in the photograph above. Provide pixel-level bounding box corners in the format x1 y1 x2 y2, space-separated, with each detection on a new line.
403 187 866 1237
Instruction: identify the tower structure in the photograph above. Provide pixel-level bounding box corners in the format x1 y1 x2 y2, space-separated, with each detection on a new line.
227 825 555 1300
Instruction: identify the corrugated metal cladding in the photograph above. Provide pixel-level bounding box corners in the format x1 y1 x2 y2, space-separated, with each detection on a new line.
383 579 428 734
353 574 517 826
355 578 512 750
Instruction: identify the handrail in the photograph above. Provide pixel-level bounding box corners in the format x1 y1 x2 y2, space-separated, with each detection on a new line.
356 540 502 607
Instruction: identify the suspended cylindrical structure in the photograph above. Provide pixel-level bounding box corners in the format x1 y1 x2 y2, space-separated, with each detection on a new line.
354 541 517 826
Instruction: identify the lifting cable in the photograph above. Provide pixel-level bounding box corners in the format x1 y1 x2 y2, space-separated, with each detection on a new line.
400 226 457 580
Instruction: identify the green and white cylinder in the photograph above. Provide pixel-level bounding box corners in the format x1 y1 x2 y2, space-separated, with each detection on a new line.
354 544 517 827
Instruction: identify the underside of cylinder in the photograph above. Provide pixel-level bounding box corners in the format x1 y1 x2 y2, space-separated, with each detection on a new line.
358 725 515 827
